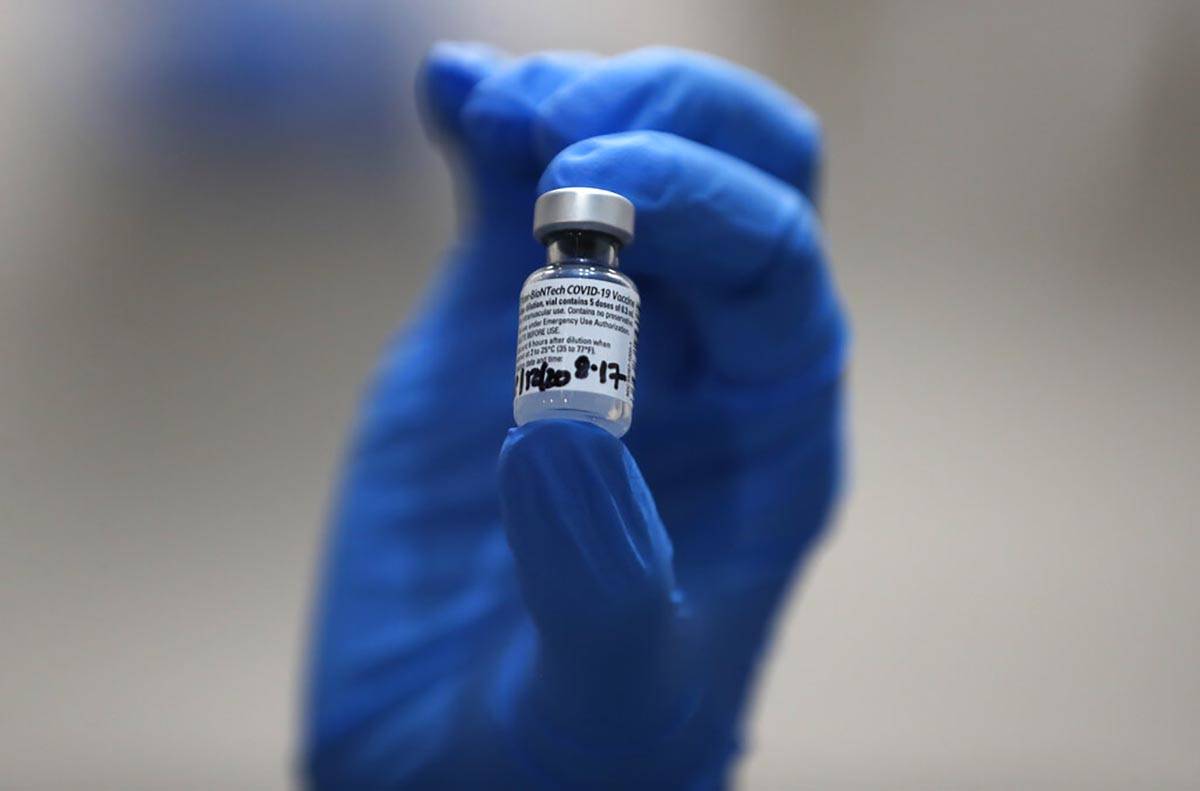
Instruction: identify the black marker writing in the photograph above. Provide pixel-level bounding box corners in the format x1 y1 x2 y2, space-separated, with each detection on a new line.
515 361 572 396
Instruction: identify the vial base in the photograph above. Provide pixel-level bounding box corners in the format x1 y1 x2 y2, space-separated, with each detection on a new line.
513 390 632 438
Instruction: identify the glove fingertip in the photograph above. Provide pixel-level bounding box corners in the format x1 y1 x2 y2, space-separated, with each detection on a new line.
418 41 507 138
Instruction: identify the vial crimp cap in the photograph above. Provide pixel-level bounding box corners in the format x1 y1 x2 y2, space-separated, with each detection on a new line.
533 187 636 247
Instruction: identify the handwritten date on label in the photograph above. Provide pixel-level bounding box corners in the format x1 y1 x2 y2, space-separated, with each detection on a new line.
515 355 629 396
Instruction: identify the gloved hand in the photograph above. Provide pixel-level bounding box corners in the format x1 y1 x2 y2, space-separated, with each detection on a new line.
305 43 848 789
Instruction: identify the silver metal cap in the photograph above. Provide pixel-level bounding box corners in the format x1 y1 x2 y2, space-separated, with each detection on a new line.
533 187 635 246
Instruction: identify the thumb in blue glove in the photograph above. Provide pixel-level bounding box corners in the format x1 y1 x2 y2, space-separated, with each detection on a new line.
499 420 688 736
499 419 742 787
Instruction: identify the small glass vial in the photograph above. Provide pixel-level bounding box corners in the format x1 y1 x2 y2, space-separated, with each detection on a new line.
513 187 640 438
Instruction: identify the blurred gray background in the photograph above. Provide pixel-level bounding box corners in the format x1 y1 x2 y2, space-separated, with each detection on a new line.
2 1 1198 788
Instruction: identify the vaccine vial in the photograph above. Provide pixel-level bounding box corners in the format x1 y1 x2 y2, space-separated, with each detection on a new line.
513 187 640 438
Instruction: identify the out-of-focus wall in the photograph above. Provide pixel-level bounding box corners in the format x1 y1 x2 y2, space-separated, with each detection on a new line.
1 1 1197 788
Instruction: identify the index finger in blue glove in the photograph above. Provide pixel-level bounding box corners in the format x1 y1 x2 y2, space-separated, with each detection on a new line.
418 41 508 140
533 47 822 200
419 44 598 234
540 131 846 384
458 50 602 175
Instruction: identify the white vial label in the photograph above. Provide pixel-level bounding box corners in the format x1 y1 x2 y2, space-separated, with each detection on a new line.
514 277 640 405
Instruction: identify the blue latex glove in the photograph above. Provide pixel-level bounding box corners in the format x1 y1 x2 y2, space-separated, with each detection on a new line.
305 44 848 789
